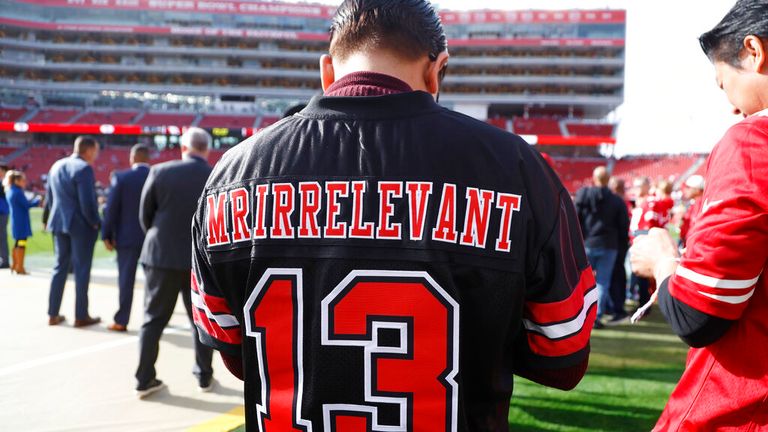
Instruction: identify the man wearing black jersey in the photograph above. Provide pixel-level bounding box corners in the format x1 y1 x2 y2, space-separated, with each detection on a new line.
191 1 595 430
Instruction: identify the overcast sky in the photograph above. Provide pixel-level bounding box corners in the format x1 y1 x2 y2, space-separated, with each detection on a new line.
290 0 740 156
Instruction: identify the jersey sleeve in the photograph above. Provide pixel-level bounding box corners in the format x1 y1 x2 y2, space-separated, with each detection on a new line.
668 121 768 320
515 153 595 372
191 209 243 357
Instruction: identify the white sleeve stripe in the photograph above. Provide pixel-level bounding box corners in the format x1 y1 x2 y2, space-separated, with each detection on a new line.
191 290 240 328
676 265 761 290
523 288 598 340
697 289 755 305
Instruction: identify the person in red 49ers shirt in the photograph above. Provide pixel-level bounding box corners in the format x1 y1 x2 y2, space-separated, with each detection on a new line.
631 1 768 429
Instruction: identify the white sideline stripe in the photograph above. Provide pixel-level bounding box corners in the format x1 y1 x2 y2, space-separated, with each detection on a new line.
0 328 184 378
676 266 761 290
523 288 598 340
698 289 755 305
191 290 239 328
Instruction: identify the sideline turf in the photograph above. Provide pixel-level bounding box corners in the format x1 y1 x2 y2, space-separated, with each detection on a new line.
5 208 111 259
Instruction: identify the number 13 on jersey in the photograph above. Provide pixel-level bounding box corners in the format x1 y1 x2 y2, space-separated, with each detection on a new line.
244 269 460 432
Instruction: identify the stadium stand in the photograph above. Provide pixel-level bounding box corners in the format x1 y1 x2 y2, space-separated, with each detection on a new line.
513 117 562 135
566 123 616 137
612 155 701 183
0 146 18 158
257 116 280 128
197 114 257 129
551 158 605 193
76 110 139 125
0 107 28 122
486 118 508 131
137 112 197 127
27 108 79 124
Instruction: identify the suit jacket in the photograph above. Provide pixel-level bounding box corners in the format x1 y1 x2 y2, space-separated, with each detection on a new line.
46 155 101 235
7 185 41 239
102 164 150 249
140 155 211 270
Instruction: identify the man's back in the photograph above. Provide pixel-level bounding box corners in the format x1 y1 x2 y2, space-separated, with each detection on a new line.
103 166 150 248
575 186 627 249
192 92 594 431
47 155 99 234
140 156 210 270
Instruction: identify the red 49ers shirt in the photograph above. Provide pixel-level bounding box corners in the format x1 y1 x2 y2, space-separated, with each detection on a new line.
655 111 768 431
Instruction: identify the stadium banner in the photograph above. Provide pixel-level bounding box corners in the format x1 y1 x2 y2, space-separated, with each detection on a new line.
15 0 337 19
15 0 625 25
0 121 615 145
0 17 328 41
0 122 143 135
440 10 626 25
0 17 623 46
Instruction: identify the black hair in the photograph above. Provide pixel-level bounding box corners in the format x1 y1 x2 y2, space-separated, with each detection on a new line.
73 135 99 155
700 0 768 66
130 144 151 162
329 0 447 62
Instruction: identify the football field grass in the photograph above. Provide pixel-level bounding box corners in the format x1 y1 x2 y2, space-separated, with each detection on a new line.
5 208 111 259
7 209 687 431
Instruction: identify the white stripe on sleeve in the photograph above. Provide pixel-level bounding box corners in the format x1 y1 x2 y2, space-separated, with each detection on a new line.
522 288 598 340
191 290 240 328
676 266 761 290
697 289 755 305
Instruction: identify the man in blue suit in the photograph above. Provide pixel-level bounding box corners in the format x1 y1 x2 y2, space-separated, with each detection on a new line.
102 144 151 332
0 164 9 269
46 136 102 327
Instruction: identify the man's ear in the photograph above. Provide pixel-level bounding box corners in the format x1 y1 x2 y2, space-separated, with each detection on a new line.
424 51 449 95
320 54 336 92
743 35 766 73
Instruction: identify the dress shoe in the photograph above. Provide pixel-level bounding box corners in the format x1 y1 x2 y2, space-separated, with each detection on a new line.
107 323 127 332
199 376 215 393
73 316 101 328
48 315 66 326
135 379 166 399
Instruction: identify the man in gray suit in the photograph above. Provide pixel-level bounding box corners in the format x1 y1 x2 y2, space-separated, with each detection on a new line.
135 128 214 398
46 136 102 327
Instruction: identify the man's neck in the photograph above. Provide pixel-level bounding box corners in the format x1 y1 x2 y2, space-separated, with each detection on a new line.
333 53 427 92
325 71 413 97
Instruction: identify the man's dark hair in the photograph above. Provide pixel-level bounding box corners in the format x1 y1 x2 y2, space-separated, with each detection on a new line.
700 0 768 66
130 144 151 163
329 0 447 62
74 135 99 155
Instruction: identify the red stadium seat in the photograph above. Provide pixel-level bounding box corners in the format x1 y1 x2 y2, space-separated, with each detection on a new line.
28 109 80 124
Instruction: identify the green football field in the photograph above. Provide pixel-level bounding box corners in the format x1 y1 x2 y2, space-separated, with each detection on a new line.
8 209 687 431
5 208 111 259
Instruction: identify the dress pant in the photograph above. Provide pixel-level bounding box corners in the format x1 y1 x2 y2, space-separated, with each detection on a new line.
0 214 8 268
113 245 142 326
609 244 629 316
585 247 618 320
135 265 213 386
48 224 98 319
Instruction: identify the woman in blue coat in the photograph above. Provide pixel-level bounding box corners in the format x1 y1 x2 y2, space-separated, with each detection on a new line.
4 171 41 275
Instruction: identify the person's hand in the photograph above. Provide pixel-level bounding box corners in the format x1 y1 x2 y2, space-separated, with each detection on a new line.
630 227 679 279
103 239 115 252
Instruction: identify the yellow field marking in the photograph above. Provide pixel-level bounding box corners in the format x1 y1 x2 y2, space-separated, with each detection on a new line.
186 406 245 432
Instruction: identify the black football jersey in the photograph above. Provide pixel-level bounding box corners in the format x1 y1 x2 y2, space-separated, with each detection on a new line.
191 91 595 432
